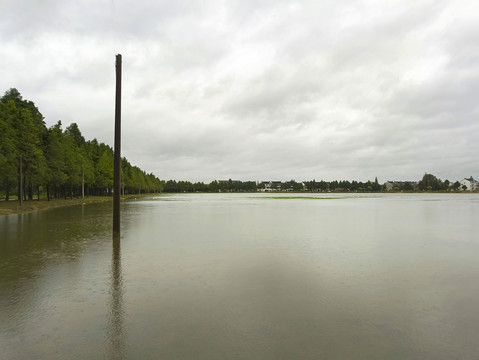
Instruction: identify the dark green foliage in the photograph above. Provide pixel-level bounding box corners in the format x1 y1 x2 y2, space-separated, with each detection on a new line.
0 88 162 200
283 179 304 192
418 173 442 191
453 181 461 191
0 101 18 200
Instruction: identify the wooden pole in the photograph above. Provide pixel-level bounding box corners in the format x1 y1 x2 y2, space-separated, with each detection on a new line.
113 54 122 237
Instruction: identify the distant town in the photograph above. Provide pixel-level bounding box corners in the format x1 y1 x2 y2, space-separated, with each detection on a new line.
162 175 478 193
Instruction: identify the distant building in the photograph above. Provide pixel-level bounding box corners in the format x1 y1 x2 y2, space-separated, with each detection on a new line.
384 181 418 191
459 176 478 191
259 181 282 192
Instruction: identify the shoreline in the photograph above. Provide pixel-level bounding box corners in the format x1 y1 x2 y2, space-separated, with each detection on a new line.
0 193 161 216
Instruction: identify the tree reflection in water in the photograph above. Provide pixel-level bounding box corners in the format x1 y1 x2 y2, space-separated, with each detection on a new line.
107 236 125 359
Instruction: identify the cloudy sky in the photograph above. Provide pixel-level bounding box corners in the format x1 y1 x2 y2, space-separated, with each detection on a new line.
1 0 478 183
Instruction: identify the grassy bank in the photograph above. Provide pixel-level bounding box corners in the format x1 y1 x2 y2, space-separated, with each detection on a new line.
0 194 159 216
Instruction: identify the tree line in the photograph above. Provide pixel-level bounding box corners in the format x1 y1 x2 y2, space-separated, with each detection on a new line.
162 174 466 193
0 88 163 201
163 178 384 193
417 173 462 191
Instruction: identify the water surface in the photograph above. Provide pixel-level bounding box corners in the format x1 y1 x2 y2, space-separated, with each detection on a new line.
1 193 478 359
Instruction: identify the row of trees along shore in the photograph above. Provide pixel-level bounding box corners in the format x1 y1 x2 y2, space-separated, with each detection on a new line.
0 88 163 201
163 179 381 192
163 174 464 193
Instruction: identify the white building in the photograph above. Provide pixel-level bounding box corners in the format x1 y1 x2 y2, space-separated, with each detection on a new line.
259 181 282 192
459 176 478 191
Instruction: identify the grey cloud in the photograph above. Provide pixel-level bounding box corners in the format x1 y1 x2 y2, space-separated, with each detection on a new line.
384 16 479 125
388 77 479 123
0 0 198 41
1 0 478 182
222 65 324 122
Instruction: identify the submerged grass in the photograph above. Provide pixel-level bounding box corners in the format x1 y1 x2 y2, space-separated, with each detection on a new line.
260 196 356 200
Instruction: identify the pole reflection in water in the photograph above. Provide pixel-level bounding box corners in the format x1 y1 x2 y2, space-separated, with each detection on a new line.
107 236 126 359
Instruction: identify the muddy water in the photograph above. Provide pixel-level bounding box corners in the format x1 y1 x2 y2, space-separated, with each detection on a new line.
1 193 478 359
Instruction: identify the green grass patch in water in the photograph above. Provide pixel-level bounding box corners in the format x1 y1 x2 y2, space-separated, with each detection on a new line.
260 196 353 200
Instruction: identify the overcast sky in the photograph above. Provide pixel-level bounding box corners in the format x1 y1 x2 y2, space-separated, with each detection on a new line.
1 0 478 183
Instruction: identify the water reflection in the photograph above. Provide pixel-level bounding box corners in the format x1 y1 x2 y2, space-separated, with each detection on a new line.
107 236 125 359
2 194 479 359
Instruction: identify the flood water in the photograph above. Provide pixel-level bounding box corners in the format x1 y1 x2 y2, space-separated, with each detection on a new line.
1 193 479 359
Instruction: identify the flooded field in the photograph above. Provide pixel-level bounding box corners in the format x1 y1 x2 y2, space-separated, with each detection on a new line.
1 193 478 359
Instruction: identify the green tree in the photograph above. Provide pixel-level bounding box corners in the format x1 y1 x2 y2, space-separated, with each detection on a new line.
1 88 163 199
62 134 83 197
1 89 48 200
242 181 257 192
64 123 85 148
304 180 317 192
453 181 461 191
330 180 339 191
0 101 18 199
418 173 441 191
284 179 303 192
442 179 450 191
318 180 329 192
209 180 219 192
371 177 381 192
45 121 67 199
15 107 48 199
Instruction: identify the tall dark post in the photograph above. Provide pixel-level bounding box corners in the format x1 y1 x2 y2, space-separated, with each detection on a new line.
113 54 122 237
108 236 125 356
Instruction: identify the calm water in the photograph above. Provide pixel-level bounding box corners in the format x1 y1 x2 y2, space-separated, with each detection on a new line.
1 193 479 359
